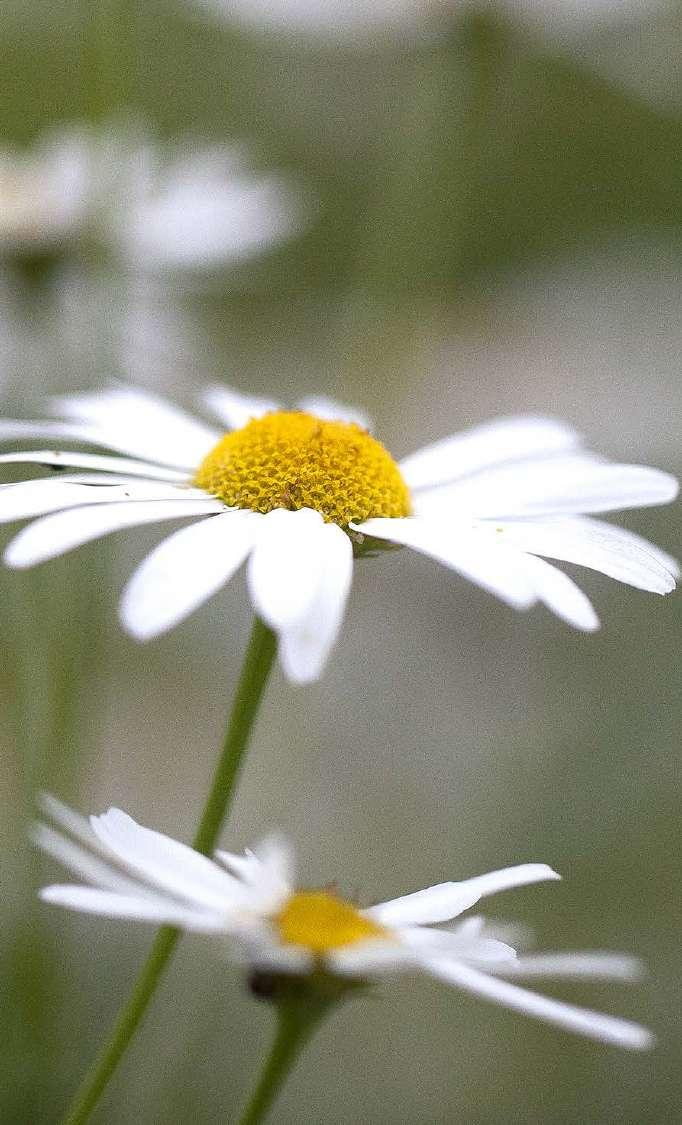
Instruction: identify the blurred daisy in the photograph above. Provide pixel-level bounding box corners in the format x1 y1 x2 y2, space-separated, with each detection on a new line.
189 0 670 47
36 795 652 1050
0 123 304 273
0 385 677 682
0 132 87 254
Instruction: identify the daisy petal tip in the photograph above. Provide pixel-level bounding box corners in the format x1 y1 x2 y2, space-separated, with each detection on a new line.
3 541 33 570
117 606 159 644
621 1025 655 1053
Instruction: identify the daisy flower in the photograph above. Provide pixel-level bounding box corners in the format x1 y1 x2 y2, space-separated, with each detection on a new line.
0 131 87 254
189 0 670 48
0 123 304 273
0 385 677 683
36 795 652 1050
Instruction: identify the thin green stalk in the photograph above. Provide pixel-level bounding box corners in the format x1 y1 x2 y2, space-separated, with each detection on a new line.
237 999 333 1125
60 617 277 1125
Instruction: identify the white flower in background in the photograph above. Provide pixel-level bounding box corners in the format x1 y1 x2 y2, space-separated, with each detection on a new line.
0 385 677 682
36 795 652 1050
0 124 304 272
189 0 671 46
0 133 88 253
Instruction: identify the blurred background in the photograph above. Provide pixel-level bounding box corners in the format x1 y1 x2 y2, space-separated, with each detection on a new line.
1 2 681 1122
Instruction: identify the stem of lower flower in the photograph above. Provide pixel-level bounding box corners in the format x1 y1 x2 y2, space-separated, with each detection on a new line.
59 617 278 1125
237 997 334 1125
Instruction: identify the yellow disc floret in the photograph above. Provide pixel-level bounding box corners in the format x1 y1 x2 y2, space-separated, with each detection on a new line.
275 891 388 954
193 411 411 527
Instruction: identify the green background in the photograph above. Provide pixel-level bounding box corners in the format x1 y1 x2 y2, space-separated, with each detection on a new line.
1 3 680 1123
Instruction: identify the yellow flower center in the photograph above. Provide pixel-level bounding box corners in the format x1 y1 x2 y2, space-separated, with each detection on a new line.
275 891 388 954
193 411 411 527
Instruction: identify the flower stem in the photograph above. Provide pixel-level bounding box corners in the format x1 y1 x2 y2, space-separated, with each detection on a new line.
237 998 333 1125
59 617 278 1125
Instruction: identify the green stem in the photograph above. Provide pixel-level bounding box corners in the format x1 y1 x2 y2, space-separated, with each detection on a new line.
237 999 333 1125
59 617 277 1125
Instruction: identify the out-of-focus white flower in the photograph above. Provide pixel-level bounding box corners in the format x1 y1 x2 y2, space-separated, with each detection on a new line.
0 385 677 682
36 795 652 1050
189 0 672 47
0 133 88 253
0 124 305 272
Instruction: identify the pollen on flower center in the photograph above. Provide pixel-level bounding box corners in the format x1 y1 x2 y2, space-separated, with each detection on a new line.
275 891 387 953
193 411 411 527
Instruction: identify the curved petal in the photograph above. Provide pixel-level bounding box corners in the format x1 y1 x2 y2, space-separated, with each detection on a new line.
367 864 559 927
4 498 225 568
397 927 518 964
400 416 581 492
0 449 188 481
39 885 224 931
519 554 600 631
119 510 260 640
297 395 372 431
418 458 678 519
277 522 353 684
51 387 220 469
0 479 204 524
354 517 537 611
89 808 246 911
495 517 678 594
421 959 653 1050
33 823 145 897
200 385 280 430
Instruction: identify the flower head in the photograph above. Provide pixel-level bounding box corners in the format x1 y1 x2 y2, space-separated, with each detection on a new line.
36 795 652 1050
189 0 671 48
0 384 677 682
0 124 304 272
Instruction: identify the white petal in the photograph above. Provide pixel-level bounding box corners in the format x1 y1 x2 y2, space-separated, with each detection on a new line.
400 416 581 492
327 940 416 976
495 517 678 594
397 927 518 964
200 385 280 430
354 517 537 611
367 885 488 928
585 518 680 580
297 395 372 431
216 836 293 912
419 458 679 519
277 522 353 684
33 823 144 896
246 943 314 975
0 449 188 481
250 835 295 899
89 808 247 911
421 959 653 1050
39 885 223 930
247 508 328 629
51 387 220 469
490 953 645 982
0 420 95 443
119 510 260 640
4 498 225 568
368 865 559 927
519 554 600 632
0 479 206 525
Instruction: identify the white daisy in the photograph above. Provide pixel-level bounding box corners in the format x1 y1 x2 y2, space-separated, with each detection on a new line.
0 131 88 253
36 795 652 1050
0 123 304 272
0 385 677 683
189 0 670 47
